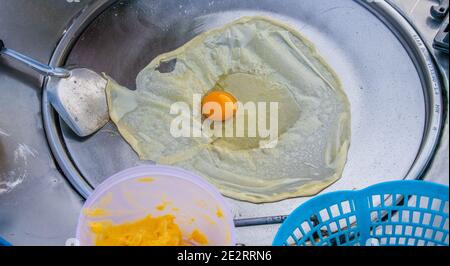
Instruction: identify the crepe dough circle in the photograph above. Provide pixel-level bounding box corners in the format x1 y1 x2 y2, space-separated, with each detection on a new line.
106 16 351 203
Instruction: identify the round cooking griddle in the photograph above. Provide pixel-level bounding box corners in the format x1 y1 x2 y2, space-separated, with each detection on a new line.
43 0 445 225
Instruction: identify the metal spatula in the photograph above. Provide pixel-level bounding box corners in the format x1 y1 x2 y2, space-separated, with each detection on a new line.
0 40 109 137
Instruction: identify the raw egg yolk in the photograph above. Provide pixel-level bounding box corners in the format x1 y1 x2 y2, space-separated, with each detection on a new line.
202 91 237 121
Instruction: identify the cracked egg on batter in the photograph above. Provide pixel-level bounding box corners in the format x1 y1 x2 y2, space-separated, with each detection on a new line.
105 16 351 203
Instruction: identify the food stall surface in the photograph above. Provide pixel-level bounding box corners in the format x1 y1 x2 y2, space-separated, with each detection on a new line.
0 0 448 245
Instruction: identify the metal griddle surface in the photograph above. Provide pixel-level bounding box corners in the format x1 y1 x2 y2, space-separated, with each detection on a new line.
49 0 444 221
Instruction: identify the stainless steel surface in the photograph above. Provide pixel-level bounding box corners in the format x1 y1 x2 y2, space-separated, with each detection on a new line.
0 0 89 245
47 68 109 137
0 45 70 78
0 0 448 246
44 0 445 224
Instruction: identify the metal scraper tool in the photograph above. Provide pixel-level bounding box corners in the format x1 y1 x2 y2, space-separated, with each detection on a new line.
0 39 109 137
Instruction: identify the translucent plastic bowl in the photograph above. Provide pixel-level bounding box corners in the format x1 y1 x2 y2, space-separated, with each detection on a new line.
76 165 235 246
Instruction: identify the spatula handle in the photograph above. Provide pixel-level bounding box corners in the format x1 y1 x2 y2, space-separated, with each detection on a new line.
0 39 70 78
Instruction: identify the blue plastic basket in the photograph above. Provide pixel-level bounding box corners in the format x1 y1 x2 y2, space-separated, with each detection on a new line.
273 181 449 246
0 236 11 246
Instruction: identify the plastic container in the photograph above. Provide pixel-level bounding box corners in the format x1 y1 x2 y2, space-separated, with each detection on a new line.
273 180 449 246
76 165 235 246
